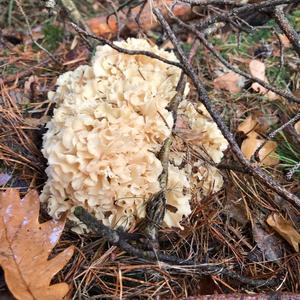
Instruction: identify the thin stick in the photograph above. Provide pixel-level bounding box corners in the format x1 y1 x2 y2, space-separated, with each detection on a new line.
179 0 239 5
196 0 300 32
141 40 199 246
70 22 182 69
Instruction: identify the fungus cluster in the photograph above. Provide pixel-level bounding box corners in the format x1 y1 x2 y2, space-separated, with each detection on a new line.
41 38 228 232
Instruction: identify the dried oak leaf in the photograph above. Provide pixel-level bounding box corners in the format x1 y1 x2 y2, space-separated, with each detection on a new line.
249 59 279 100
241 131 279 166
213 72 244 93
237 115 258 134
267 213 300 252
237 113 273 135
0 189 74 300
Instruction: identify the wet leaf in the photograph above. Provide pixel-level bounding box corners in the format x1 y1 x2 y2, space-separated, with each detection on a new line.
252 223 283 261
241 132 279 166
266 213 300 252
0 189 74 300
295 120 300 135
249 59 279 100
213 72 244 93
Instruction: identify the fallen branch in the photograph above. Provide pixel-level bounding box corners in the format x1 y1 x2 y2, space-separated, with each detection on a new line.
153 8 300 209
70 22 182 68
274 5 300 56
15 0 60 65
74 206 279 288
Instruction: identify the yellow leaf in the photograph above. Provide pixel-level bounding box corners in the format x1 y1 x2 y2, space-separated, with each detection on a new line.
241 132 279 166
295 120 300 135
213 72 244 93
267 213 300 252
0 189 74 300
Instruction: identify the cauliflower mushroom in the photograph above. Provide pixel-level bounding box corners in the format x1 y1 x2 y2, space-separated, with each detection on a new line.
41 38 228 233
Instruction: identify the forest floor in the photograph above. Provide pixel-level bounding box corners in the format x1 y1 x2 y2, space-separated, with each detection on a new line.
0 0 300 299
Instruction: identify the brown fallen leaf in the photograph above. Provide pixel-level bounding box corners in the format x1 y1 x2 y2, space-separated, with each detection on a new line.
249 60 265 82
237 113 275 135
241 131 279 166
249 59 279 100
266 213 300 252
213 72 244 93
237 115 258 134
0 189 74 300
295 120 300 135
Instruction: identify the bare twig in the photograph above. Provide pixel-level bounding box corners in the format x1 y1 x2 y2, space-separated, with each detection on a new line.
153 8 300 209
105 0 122 40
58 0 91 32
70 22 182 69
141 41 199 246
274 5 300 56
271 30 285 85
1 58 52 84
140 76 185 245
